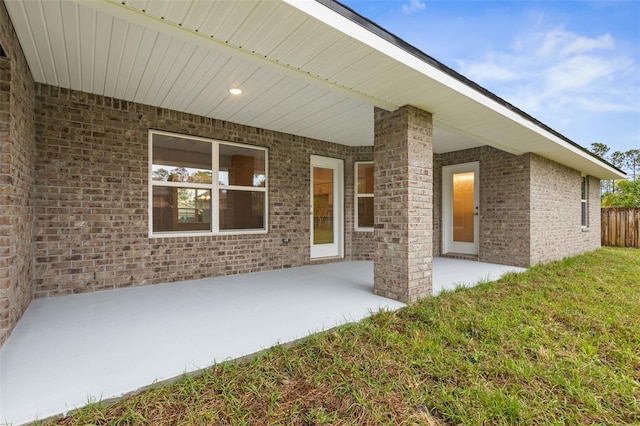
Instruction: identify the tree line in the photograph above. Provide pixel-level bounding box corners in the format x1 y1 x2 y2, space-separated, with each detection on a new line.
589 143 640 207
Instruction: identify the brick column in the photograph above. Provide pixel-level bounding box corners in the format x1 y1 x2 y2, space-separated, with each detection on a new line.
0 0 36 347
0 58 11 343
373 105 433 303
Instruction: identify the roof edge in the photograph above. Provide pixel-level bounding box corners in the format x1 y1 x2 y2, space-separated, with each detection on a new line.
316 0 626 177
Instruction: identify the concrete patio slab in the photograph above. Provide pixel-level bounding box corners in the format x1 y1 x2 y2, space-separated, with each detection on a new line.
432 257 525 295
0 259 524 425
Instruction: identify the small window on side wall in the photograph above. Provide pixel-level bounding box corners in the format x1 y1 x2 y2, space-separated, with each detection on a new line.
581 176 588 227
355 162 374 231
150 130 267 236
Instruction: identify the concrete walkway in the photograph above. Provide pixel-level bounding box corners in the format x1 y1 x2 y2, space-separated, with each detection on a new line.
0 259 524 425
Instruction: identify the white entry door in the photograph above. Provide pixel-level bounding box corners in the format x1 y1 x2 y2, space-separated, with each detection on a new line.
310 156 344 259
443 162 479 255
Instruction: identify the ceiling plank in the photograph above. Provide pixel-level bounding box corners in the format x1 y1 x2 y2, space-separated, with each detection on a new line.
77 3 96 92
141 38 191 106
112 23 145 100
60 1 82 91
41 1 70 88
130 32 172 102
103 18 131 98
169 49 226 112
92 13 115 95
22 1 58 85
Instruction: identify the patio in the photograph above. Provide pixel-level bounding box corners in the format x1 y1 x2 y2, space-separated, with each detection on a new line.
1 258 525 425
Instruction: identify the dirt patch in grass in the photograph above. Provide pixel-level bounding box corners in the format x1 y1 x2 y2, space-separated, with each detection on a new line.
38 248 640 425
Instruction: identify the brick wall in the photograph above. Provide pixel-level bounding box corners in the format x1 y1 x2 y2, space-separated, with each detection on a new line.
0 1 36 346
434 146 530 267
529 154 600 264
434 147 601 268
33 84 374 298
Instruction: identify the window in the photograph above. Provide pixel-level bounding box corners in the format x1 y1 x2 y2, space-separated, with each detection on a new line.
581 176 588 227
355 162 374 230
150 130 267 236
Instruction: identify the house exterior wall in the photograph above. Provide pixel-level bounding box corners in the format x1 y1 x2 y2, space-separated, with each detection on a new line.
529 153 601 264
0 1 36 346
434 146 530 267
29 83 605 301
34 84 370 298
434 147 601 268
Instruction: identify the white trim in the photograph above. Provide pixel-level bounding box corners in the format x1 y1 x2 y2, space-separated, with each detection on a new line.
149 229 268 240
148 131 154 237
212 141 220 233
217 185 268 192
310 155 344 259
442 162 479 255
148 129 268 237
151 181 213 189
354 161 374 232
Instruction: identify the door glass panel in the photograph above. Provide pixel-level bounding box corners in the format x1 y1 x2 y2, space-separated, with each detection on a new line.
313 167 334 245
452 171 475 243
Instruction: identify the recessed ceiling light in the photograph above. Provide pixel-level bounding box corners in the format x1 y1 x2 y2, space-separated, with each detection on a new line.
229 88 242 95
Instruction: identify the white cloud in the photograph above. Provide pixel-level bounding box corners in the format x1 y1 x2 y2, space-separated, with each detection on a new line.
402 0 425 15
538 30 615 57
456 28 639 117
545 55 614 92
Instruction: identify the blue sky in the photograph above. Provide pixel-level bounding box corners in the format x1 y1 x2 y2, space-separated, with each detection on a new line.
341 0 640 155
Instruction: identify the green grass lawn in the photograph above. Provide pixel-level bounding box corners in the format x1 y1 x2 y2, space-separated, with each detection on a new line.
39 248 639 425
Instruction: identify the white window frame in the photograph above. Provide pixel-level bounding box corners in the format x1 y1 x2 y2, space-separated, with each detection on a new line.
581 175 588 228
148 130 268 238
354 161 374 232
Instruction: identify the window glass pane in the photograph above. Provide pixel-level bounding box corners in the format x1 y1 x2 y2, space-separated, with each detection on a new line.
453 171 475 243
219 190 265 230
152 134 212 183
357 197 374 228
219 144 266 187
581 177 586 199
357 163 374 194
581 201 587 227
313 167 334 244
152 186 211 232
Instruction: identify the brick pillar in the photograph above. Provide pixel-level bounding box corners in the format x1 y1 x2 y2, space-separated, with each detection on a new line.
0 57 11 343
373 105 433 303
0 0 36 348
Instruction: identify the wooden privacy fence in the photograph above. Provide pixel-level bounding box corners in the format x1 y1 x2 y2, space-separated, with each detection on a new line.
601 207 640 248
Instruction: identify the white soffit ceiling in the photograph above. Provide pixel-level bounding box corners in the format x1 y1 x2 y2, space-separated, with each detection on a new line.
4 0 623 179
6 0 378 145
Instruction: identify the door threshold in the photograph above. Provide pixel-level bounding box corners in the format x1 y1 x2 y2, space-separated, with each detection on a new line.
310 256 344 263
441 253 479 261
